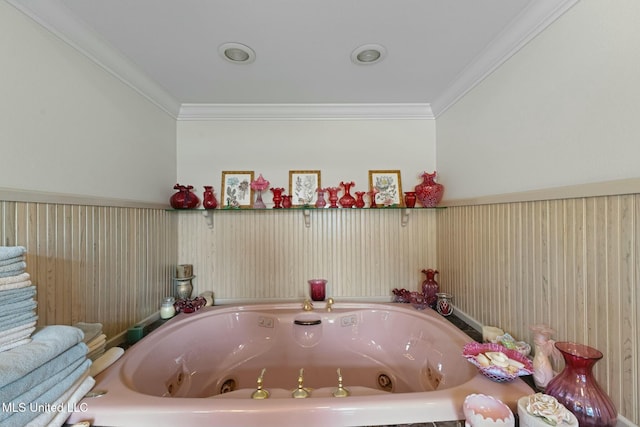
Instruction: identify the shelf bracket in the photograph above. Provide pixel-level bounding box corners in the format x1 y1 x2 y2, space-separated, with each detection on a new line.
303 208 311 228
401 208 410 227
202 210 214 229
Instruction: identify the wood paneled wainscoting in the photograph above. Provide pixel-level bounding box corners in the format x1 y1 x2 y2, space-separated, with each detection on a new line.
0 198 177 342
438 193 639 425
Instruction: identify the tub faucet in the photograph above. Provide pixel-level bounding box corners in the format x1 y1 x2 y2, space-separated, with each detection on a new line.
326 297 335 312
302 299 313 311
292 368 310 398
251 368 270 400
332 368 350 397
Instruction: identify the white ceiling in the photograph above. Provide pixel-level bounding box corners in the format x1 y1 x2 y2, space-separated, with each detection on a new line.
9 0 577 119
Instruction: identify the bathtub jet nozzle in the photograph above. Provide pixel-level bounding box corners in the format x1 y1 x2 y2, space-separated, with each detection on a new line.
292 368 310 398
251 368 270 400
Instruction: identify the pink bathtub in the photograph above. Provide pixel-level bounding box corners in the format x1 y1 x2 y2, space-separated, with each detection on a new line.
69 302 533 426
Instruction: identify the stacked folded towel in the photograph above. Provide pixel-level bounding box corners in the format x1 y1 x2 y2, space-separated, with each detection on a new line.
0 246 38 352
0 325 92 427
74 321 107 361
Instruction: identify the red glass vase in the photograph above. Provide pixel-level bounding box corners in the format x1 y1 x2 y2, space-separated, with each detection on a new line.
545 342 617 427
355 191 366 208
339 181 356 208
282 195 292 208
404 191 417 208
421 268 439 308
271 187 284 209
414 171 444 208
202 186 218 209
326 187 340 208
170 184 200 209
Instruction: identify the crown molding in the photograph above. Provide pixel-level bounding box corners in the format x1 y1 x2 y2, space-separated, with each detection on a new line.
430 0 579 117
6 0 181 118
178 103 434 120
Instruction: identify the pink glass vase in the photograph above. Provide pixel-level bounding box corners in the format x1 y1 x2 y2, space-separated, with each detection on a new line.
315 188 327 208
421 268 439 308
414 171 444 207
339 181 356 208
545 342 617 427
282 195 292 208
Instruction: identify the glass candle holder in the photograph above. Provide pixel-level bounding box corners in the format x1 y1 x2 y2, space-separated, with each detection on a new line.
308 279 327 301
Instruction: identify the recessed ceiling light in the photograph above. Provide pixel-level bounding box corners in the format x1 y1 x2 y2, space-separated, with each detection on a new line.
351 44 387 65
219 42 256 64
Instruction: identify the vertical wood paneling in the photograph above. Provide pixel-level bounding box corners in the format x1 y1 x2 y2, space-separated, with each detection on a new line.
438 194 639 425
177 209 438 301
0 201 177 341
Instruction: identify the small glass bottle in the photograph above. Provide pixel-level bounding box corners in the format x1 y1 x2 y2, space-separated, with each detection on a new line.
160 296 176 319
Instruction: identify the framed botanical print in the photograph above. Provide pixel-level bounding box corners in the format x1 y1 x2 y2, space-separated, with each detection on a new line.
368 170 403 206
221 171 254 208
289 170 321 206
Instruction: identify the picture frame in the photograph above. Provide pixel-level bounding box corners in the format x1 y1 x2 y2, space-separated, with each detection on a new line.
368 170 403 206
289 170 321 206
221 171 254 208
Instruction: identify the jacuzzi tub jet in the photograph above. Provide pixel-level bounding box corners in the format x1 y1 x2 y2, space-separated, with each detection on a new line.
377 373 393 392
220 378 237 394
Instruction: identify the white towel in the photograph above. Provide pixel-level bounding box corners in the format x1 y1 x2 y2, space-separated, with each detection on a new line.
89 346 124 377
0 321 36 351
86 334 106 353
29 374 95 427
0 279 32 292
0 338 30 352
0 272 29 285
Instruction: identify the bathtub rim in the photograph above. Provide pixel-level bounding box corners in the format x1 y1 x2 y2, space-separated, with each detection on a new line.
71 301 534 427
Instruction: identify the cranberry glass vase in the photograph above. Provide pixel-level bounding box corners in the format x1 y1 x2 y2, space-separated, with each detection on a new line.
404 191 417 208
545 342 617 427
202 186 218 209
282 195 292 208
170 184 200 209
355 191 366 208
339 181 356 208
326 187 340 208
271 187 284 209
421 269 439 308
414 171 444 207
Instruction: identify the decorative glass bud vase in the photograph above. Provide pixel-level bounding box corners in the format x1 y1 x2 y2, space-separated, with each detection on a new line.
282 195 292 208
414 171 444 207
404 191 417 208
355 191 366 208
202 186 218 209
421 268 439 308
545 342 617 427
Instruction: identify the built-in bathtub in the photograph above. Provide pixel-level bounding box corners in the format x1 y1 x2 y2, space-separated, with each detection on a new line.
68 302 533 426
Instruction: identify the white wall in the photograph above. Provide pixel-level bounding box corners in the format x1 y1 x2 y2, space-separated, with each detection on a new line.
1 2 176 204
436 0 640 200
177 119 436 203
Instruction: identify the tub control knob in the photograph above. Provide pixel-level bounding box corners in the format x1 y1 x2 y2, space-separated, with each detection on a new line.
332 368 350 398
251 368 270 399
292 368 310 398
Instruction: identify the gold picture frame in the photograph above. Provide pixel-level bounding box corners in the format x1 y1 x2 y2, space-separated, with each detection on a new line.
221 171 254 208
368 170 403 206
289 170 321 206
